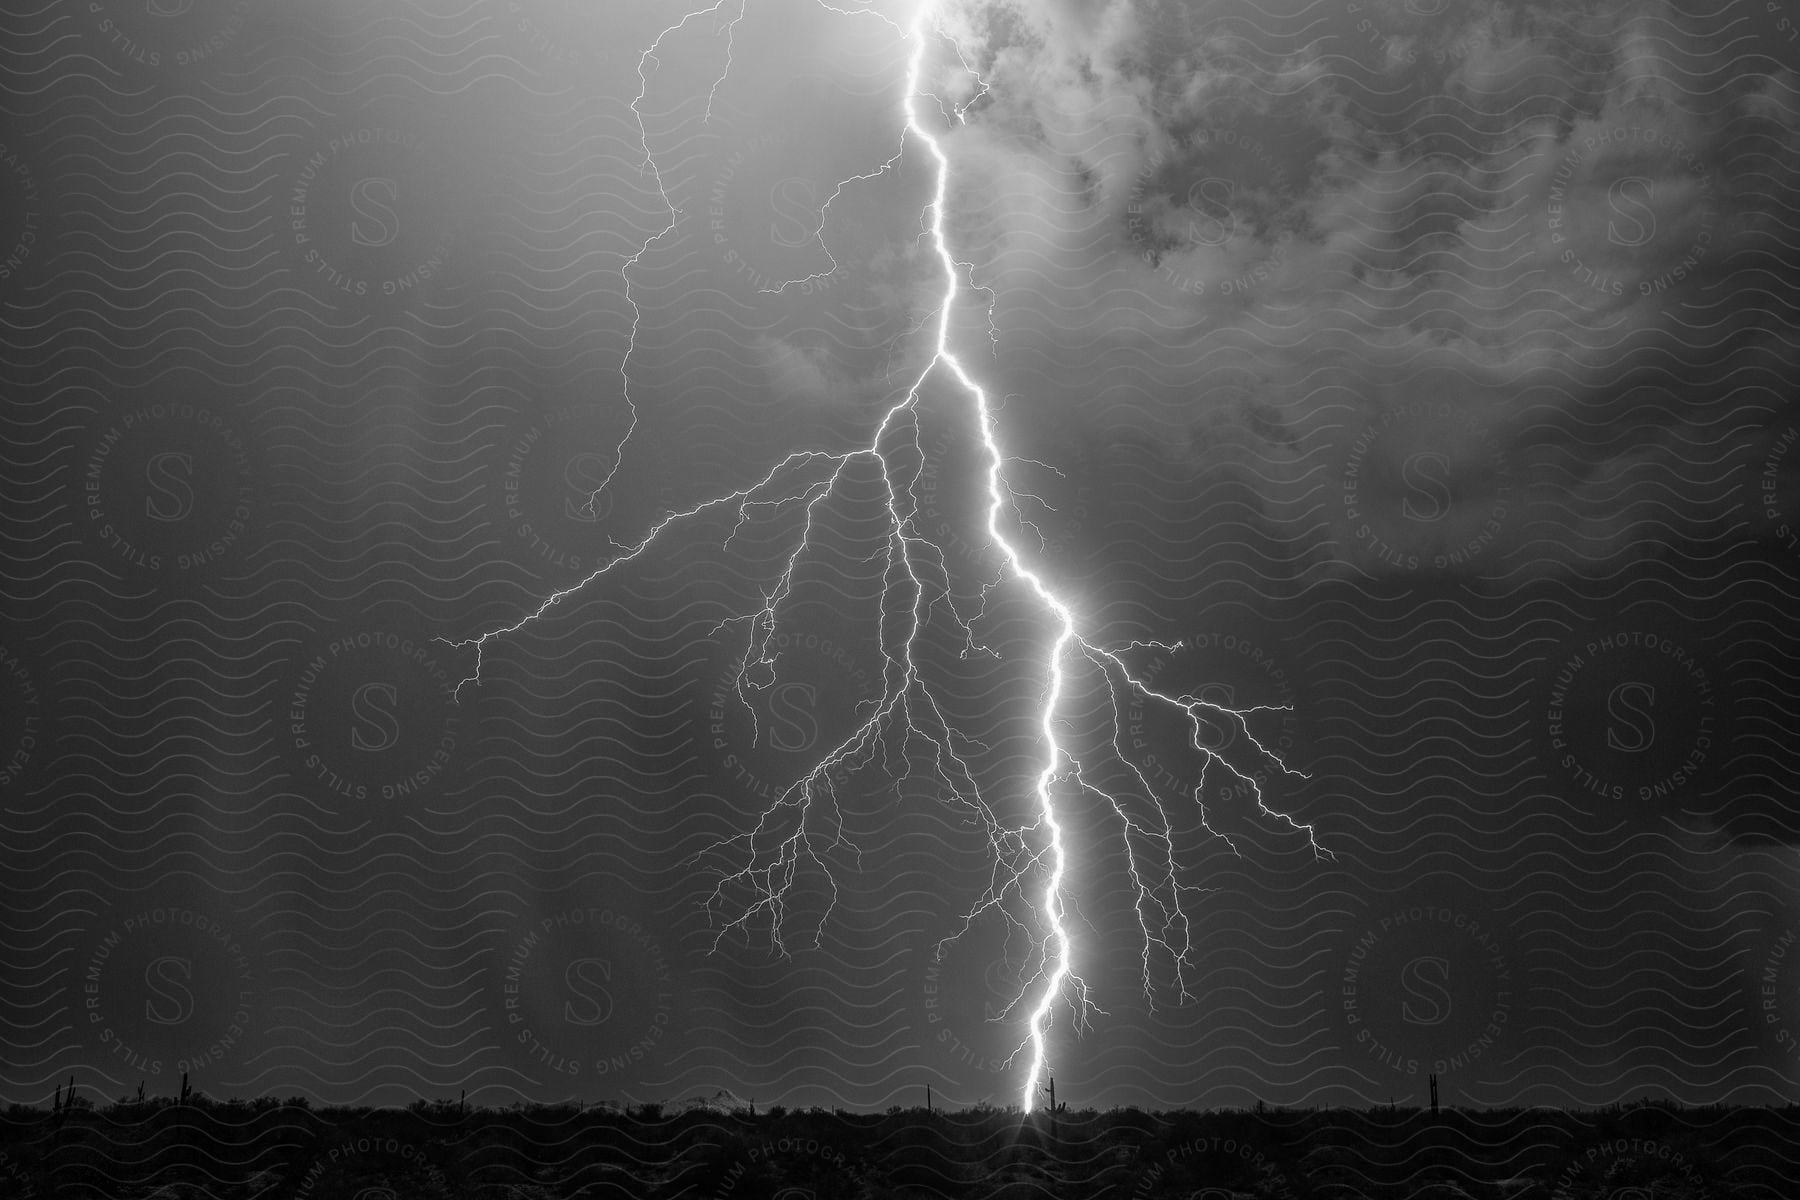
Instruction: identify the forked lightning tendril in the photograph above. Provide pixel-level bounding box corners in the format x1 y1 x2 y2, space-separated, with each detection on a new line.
447 0 1328 1114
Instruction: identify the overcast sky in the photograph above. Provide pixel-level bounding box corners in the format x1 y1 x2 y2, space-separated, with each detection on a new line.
2 0 1799 1113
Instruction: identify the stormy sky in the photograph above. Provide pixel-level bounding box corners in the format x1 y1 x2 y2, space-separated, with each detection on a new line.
2 0 1800 1114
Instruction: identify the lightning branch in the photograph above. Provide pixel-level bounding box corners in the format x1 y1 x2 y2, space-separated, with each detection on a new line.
447 0 1327 1112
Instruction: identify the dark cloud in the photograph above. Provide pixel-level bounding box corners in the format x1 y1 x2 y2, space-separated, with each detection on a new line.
916 0 1797 577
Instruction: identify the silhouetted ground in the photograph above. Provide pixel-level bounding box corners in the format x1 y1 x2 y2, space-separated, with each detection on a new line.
1 1094 1791 1197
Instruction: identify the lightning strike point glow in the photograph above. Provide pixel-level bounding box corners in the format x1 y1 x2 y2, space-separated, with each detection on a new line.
449 0 1329 1117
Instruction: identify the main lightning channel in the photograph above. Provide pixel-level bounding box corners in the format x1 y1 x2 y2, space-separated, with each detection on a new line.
449 0 1327 1117
893 15 1077 1109
885 0 1331 1114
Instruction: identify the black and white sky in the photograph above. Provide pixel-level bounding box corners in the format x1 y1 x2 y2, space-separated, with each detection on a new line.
3 0 1800 1113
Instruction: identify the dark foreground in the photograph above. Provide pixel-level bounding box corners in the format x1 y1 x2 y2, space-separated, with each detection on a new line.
1 1096 1793 1198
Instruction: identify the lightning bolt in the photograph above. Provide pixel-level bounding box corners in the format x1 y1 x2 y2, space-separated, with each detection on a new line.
580 0 745 516
448 0 1328 1114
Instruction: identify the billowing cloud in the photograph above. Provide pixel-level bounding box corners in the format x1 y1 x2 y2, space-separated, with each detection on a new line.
903 0 1798 576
